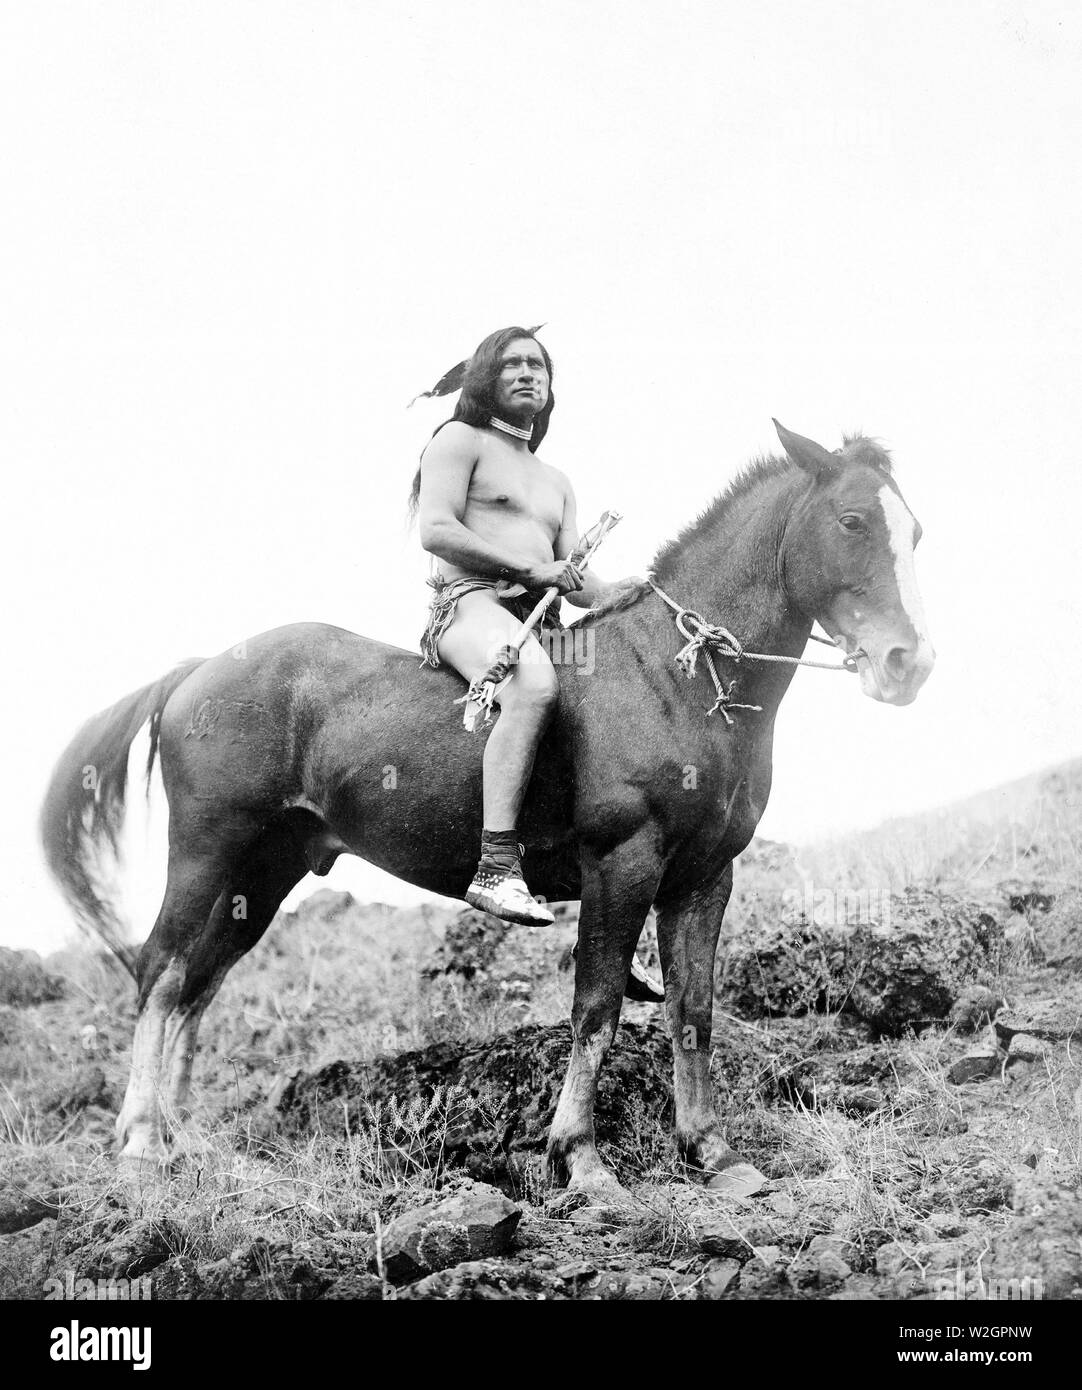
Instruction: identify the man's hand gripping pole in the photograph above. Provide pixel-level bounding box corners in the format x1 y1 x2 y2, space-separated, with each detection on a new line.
455 510 623 732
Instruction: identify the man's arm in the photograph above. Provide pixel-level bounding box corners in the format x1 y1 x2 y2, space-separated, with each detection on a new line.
554 478 610 609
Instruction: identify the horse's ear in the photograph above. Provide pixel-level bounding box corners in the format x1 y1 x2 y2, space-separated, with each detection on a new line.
773 420 839 477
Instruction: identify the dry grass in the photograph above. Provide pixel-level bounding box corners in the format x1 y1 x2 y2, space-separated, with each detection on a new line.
798 757 1082 894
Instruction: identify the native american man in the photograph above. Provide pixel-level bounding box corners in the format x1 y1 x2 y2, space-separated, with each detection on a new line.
409 325 630 924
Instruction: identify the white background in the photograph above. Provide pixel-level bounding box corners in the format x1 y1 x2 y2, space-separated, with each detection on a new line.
3 1 1080 951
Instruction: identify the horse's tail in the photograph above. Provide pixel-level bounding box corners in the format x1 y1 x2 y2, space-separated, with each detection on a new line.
40 659 205 978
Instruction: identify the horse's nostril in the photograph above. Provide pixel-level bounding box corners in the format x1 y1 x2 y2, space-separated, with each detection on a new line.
884 646 911 682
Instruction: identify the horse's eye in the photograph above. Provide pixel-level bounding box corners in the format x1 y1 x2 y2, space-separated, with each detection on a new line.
839 514 864 533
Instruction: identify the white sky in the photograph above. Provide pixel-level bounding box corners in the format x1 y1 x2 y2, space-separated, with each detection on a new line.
3 1 1080 952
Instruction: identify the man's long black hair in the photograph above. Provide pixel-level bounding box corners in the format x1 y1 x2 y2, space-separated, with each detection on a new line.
407 326 555 521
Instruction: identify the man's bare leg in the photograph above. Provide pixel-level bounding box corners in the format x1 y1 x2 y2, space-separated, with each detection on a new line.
436 589 558 924
478 683 550 829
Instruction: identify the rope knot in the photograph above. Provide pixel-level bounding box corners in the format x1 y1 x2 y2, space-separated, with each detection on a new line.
668 609 761 722
673 611 745 681
706 679 762 725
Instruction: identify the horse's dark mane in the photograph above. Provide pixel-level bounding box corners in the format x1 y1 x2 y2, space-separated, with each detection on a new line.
582 432 893 620
649 433 892 583
649 452 794 583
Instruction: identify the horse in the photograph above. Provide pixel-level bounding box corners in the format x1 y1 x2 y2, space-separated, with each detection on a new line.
41 421 934 1199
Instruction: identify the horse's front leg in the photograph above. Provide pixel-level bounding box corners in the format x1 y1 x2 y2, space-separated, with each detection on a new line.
655 864 768 1197
545 833 661 1203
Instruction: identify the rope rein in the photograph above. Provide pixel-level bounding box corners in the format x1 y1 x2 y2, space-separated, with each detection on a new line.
646 577 861 725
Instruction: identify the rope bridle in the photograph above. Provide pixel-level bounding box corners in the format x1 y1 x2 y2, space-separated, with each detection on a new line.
646 577 863 725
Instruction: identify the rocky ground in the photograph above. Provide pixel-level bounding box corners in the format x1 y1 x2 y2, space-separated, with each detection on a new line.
1 760 1080 1300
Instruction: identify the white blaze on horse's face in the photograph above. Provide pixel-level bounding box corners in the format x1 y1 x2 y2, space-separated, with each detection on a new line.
843 483 935 706
773 422 935 707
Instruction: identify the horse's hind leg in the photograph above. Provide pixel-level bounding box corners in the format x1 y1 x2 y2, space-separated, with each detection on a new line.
117 863 235 1163
157 822 310 1132
116 813 266 1163
117 972 179 1164
655 864 767 1198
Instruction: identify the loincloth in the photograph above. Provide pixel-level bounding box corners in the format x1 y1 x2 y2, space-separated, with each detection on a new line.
419 575 563 669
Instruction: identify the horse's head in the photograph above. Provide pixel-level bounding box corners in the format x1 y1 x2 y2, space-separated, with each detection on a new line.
775 421 935 706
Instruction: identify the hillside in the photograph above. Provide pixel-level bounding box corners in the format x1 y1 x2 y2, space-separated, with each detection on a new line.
1 758 1079 1300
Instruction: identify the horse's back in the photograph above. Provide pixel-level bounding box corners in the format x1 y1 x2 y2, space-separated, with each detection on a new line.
155 622 441 792
162 622 455 717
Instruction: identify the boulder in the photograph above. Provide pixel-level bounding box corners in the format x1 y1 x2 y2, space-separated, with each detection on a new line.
718 888 1004 1035
787 1234 854 1289
995 1000 1082 1044
272 1019 679 1188
947 1051 1000 1084
378 1183 521 1283
701 1257 741 1298
698 1214 779 1261
396 1256 596 1301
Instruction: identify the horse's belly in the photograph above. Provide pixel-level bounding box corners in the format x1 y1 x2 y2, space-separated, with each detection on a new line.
331 811 582 904
311 704 581 903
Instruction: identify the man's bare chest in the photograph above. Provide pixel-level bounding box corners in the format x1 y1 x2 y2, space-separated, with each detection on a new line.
466 452 564 531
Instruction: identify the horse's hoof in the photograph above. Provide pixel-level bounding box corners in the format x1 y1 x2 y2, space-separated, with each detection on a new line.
548 1180 638 1225
704 1161 769 1199
117 1132 172 1175
546 1163 637 1210
625 956 664 1003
